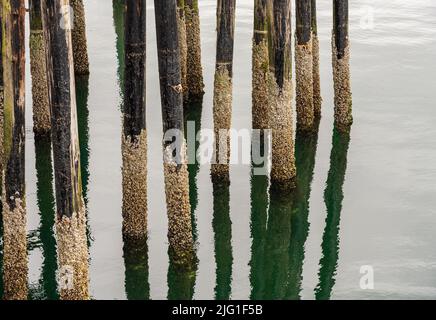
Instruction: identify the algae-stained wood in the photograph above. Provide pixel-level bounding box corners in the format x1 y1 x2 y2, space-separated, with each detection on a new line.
1 0 28 301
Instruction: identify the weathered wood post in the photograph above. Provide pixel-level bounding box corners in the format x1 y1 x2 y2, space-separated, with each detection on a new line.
70 0 89 75
269 0 296 190
212 180 233 300
113 0 125 92
211 0 236 183
315 127 351 300
332 0 352 131
295 0 314 132
252 0 270 130
1 0 27 300
29 0 51 135
184 0 204 100
0 2 4 196
154 0 195 265
42 0 89 299
177 0 188 98
311 0 322 116
122 0 147 241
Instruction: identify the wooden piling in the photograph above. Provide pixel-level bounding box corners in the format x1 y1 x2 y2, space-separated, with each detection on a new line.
0 1 4 198
211 0 236 183
29 0 51 135
332 0 352 131
42 0 89 300
1 0 28 300
311 0 322 117
252 0 270 131
154 0 195 266
122 0 147 240
295 0 315 132
184 0 205 100
70 0 89 75
177 0 188 100
269 0 296 190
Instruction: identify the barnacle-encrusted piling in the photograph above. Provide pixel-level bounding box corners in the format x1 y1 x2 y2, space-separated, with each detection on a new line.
295 0 314 132
311 0 322 117
332 0 352 131
155 0 195 266
177 0 188 98
211 0 236 183
252 0 270 130
185 0 204 100
122 0 148 240
70 0 89 75
29 0 51 135
42 0 89 299
269 0 296 190
1 0 28 300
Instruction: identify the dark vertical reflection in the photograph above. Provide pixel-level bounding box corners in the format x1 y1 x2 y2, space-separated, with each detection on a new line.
184 99 203 242
34 135 59 300
113 0 125 102
315 127 351 300
249 135 269 300
167 256 197 300
76 75 90 203
212 179 233 300
123 236 150 300
262 190 293 299
286 120 320 299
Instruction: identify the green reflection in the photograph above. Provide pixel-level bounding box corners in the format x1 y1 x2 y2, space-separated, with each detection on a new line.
167 254 197 300
34 134 59 300
286 120 320 299
113 0 125 102
123 236 150 300
213 179 233 300
184 98 203 242
0 204 3 296
315 127 351 300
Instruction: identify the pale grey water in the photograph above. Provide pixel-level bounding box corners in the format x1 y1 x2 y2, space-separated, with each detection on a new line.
19 0 436 299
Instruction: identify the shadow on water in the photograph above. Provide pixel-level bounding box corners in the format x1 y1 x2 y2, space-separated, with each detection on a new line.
286 120 321 299
212 178 233 300
123 236 150 300
315 127 351 300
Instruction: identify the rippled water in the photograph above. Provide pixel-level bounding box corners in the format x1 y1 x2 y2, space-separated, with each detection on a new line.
1 0 436 299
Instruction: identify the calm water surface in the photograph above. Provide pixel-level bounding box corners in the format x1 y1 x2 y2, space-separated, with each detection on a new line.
1 0 436 299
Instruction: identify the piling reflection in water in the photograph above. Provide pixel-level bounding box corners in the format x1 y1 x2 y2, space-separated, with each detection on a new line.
315 127 351 300
33 135 58 300
286 120 320 299
213 179 233 300
123 236 150 300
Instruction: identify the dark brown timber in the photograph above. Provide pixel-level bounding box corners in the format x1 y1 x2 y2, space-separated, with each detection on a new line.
252 0 270 130
1 0 28 300
184 0 205 100
311 0 322 117
211 0 236 182
270 0 296 190
154 0 195 266
295 0 315 132
332 0 352 131
29 0 51 135
122 0 147 240
0 3 4 197
42 0 89 299
177 0 188 100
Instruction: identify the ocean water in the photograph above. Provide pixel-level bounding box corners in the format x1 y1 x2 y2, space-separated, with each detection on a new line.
1 0 436 300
